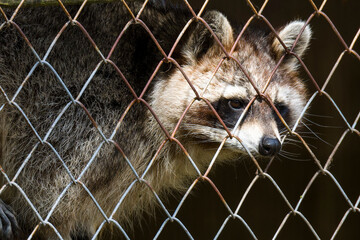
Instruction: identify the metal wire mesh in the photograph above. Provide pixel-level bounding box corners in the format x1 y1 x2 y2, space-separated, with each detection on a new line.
0 0 359 239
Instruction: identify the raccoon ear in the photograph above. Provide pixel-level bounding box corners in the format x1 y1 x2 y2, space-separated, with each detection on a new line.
272 21 312 69
182 11 234 64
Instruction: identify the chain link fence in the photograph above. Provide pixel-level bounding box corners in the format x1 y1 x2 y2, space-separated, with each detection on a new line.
0 0 359 239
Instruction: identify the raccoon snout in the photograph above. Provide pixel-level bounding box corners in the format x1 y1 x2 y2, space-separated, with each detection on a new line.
259 137 281 156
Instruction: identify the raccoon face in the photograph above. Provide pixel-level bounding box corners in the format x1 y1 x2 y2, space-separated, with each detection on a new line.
150 12 311 160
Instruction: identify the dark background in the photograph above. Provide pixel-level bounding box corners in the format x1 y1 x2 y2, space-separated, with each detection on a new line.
131 0 360 239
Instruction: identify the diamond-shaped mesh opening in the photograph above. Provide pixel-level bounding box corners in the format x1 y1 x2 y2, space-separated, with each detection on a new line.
0 25 38 96
275 215 322 240
299 174 351 239
329 134 360 202
45 26 104 87
14 6 69 51
333 213 360 240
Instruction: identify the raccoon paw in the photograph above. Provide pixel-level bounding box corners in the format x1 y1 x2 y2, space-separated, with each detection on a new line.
0 199 20 240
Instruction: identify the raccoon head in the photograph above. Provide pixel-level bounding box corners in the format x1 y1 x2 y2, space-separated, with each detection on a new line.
150 12 311 162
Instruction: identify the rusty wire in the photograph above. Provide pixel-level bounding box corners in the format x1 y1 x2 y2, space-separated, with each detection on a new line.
0 0 359 239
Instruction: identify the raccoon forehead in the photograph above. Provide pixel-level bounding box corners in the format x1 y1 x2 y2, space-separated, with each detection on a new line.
203 77 256 101
222 84 252 99
271 85 303 103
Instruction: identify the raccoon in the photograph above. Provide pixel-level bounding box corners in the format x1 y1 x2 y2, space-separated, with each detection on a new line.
0 1 311 239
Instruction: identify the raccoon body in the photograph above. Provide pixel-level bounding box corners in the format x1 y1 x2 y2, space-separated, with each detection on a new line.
0 1 311 239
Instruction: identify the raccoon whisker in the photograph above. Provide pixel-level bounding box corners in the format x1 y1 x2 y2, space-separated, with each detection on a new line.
302 122 333 147
283 138 302 143
304 113 334 118
300 135 326 140
280 133 299 141
302 117 342 129
281 141 302 149
277 153 311 162
279 131 291 136
279 150 301 157
279 154 305 160
296 131 323 135
280 135 293 141
296 131 327 137
279 127 292 133
283 138 318 149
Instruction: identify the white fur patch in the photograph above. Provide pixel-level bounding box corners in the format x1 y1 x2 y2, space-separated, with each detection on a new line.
236 123 263 153
223 85 248 100
272 20 312 70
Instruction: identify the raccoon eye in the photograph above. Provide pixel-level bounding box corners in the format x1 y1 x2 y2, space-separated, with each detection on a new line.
228 99 246 110
276 103 289 117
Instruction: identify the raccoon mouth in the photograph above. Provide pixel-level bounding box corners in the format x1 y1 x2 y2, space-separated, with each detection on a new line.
219 134 282 158
180 124 282 157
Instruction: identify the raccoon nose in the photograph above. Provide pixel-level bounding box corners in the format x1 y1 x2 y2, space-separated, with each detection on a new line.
259 137 281 156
